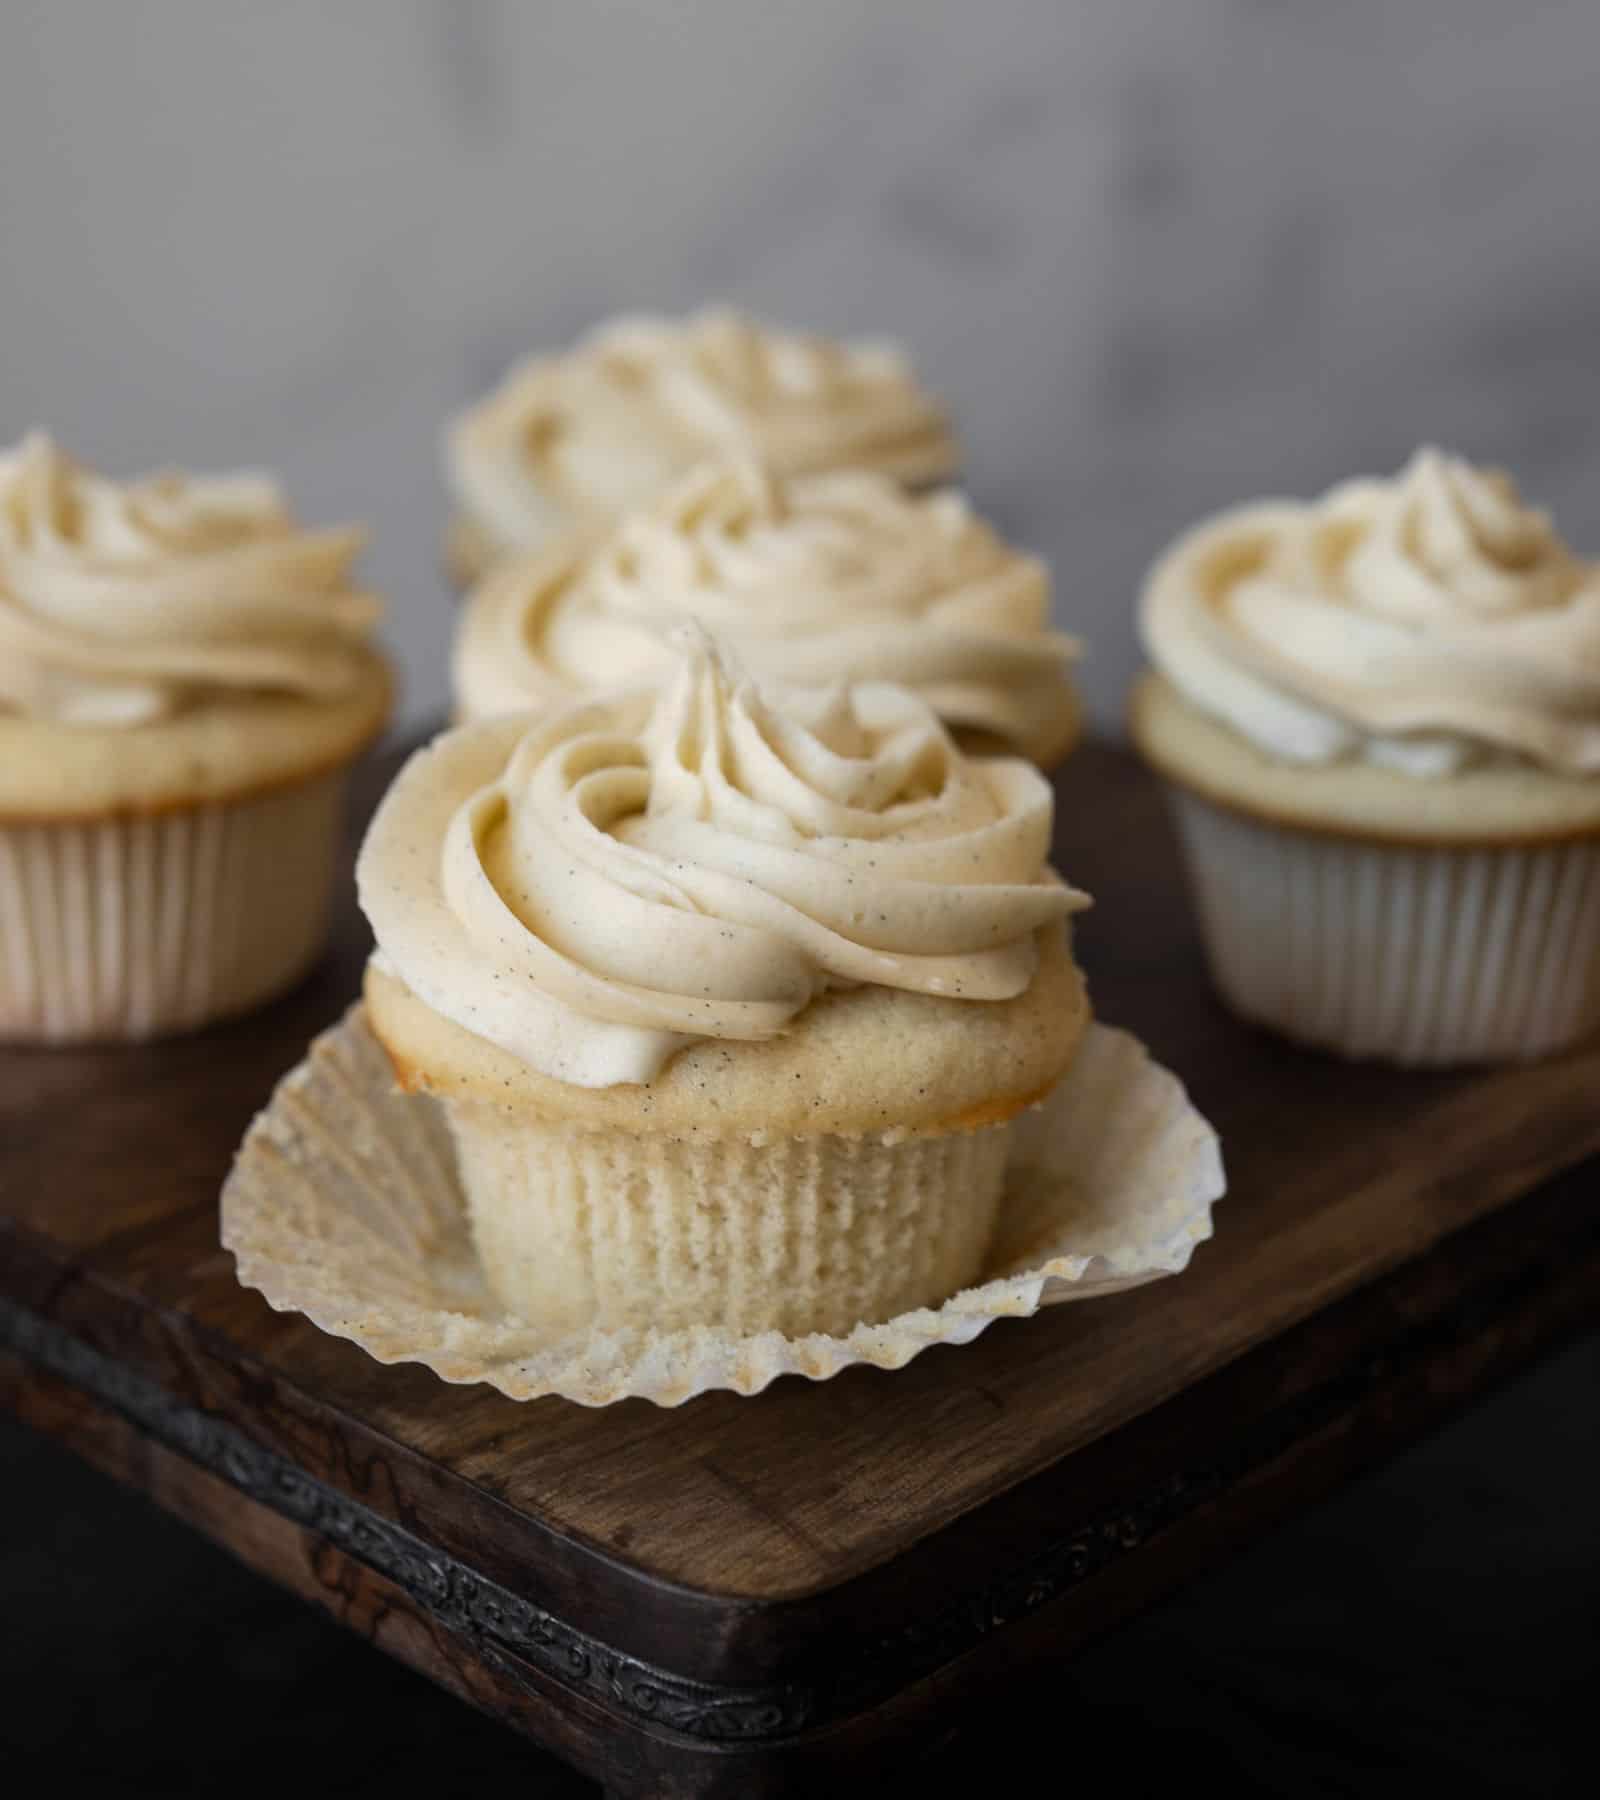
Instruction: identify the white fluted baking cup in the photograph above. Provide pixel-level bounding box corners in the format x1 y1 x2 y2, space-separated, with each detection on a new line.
0 773 345 1045
222 1007 1223 1406
1170 788 1600 1066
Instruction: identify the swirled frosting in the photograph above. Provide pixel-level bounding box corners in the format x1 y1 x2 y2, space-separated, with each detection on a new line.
455 460 1079 764
360 631 1083 1088
448 308 959 555
0 433 381 726
1142 448 1600 775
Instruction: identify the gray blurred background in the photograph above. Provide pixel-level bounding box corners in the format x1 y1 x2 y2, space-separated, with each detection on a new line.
3 0 1597 733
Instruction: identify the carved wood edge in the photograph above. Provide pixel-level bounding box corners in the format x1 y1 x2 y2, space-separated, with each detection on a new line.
4 1172 1596 1750
0 1294 811 1744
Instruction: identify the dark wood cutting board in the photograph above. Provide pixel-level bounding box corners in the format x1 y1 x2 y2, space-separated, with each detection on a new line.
4 740 1598 1797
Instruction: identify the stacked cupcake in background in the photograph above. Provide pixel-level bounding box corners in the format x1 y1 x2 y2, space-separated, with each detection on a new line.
0 434 392 1043
1131 448 1600 1066
444 308 959 585
451 458 1081 767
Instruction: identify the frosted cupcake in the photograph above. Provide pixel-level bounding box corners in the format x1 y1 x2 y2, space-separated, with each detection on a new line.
357 631 1089 1338
445 307 958 586
454 459 1080 768
0 434 392 1044
1131 448 1600 1065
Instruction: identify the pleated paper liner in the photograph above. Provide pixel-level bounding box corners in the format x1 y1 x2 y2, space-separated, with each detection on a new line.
0 773 344 1044
1170 789 1600 1066
222 1007 1224 1406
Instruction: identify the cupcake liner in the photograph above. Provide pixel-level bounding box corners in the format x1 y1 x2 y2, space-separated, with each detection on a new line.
0 772 345 1045
1170 787 1600 1066
452 1104 1011 1338
221 1008 1224 1407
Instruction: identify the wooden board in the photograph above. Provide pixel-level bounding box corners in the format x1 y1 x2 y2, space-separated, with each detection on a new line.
4 741 1599 1798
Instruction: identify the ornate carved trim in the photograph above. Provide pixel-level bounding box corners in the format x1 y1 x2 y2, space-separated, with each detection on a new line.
0 1297 808 1743
2 1193 1587 1745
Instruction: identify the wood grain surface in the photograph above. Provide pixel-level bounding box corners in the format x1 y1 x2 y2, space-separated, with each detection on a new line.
4 739 1598 1798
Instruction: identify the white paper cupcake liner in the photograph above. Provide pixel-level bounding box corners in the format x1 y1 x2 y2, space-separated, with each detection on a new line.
222 1008 1224 1407
0 772 345 1045
1170 788 1600 1066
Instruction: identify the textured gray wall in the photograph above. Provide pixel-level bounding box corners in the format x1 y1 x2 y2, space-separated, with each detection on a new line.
4 0 1597 732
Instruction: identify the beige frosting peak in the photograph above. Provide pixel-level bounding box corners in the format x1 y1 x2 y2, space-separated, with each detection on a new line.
1142 448 1600 775
0 433 381 727
447 308 959 554
360 631 1083 1088
454 459 1079 764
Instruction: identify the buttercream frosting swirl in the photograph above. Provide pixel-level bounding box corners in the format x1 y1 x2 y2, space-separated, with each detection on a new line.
1142 447 1600 775
448 308 959 554
0 433 381 726
455 460 1079 764
360 631 1083 1088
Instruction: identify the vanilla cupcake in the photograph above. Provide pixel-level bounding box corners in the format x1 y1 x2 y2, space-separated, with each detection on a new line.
357 631 1088 1338
445 307 958 586
1131 448 1600 1065
0 434 392 1044
454 459 1080 768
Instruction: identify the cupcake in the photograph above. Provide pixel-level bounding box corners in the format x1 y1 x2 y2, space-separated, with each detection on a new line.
444 307 958 586
1131 447 1600 1065
357 630 1088 1338
0 434 392 1044
453 458 1081 768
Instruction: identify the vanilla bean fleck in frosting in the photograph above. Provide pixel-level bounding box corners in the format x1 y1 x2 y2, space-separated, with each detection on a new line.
0 433 381 726
1142 447 1600 775
448 308 958 555
455 459 1079 764
360 632 1084 1088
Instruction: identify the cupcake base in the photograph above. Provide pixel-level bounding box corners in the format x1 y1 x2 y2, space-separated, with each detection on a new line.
452 1106 1010 1338
0 771 346 1045
1171 789 1600 1066
222 1008 1223 1406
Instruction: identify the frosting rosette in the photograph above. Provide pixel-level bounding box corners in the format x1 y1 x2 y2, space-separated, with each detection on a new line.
447 308 958 555
1142 447 1600 775
0 433 381 726
360 632 1084 1089
455 459 1080 764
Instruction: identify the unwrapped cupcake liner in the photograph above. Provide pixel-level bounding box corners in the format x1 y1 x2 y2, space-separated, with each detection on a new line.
0 772 345 1045
221 1007 1224 1406
1169 787 1600 1066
